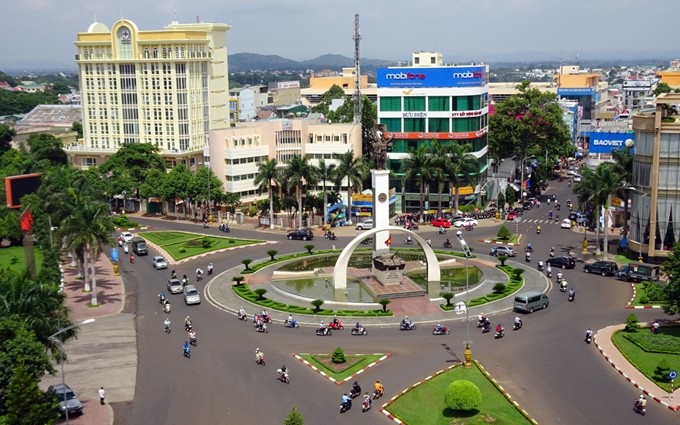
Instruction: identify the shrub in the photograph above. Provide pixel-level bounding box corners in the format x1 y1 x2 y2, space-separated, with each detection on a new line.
304 244 315 254
283 406 304 425
497 225 512 240
331 347 346 364
440 292 454 307
228 239 235 244
179 247 186 253
496 255 508 266
232 276 245 286
492 283 506 294
379 299 391 312
266 250 278 261
624 313 639 332
241 259 253 270
254 288 268 300
639 296 650 304
512 268 525 279
311 299 324 312
202 237 211 248
444 379 482 411
496 192 505 210
642 281 667 302
654 358 671 382
112 214 139 228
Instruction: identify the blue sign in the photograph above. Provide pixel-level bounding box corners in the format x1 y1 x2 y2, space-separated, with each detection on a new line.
589 131 634 154
670 370 677 379
558 87 595 96
377 66 487 88
111 247 119 263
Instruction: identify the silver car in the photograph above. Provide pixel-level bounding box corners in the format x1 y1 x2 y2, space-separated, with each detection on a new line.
152 256 168 270
167 278 183 294
183 285 201 305
355 219 374 230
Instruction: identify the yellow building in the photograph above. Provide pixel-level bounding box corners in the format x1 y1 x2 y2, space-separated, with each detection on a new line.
309 68 368 91
68 19 231 168
657 70 680 88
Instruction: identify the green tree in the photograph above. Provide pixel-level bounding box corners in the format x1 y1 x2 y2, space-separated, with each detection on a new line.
241 259 253 270
624 313 639 332
496 254 508 266
71 121 83 139
653 82 672 97
311 85 346 115
654 358 671 382
333 151 368 225
99 143 166 199
360 96 379 161
0 124 16 155
311 299 324 312
662 242 680 315
139 168 167 200
163 164 191 216
488 80 571 161
379 298 391 312
253 158 280 229
505 185 516 208
574 163 619 255
440 292 454 307
497 225 512 240
1 363 58 424
283 406 304 425
331 347 346 364
611 146 634 239
443 143 479 213
188 167 223 216
316 159 336 225
497 191 505 210
26 133 67 166
282 155 317 228
223 192 241 214
401 145 435 219
444 380 482 411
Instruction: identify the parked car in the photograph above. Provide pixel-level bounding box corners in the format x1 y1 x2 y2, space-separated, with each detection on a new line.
522 201 533 210
167 278 183 294
560 219 573 229
615 262 661 283
573 175 582 182
430 218 451 228
120 231 134 243
184 285 201 305
583 261 618 276
546 256 576 269
355 219 374 230
152 256 167 270
568 212 583 222
506 210 521 221
287 228 314 241
48 383 83 417
490 246 516 257
453 217 478 228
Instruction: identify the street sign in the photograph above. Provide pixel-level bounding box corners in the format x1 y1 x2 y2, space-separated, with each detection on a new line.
670 370 677 379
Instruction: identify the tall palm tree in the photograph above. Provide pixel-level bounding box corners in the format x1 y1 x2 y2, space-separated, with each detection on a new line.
444 143 479 213
574 163 619 255
316 159 336 225
611 146 634 239
428 141 448 214
333 151 369 225
253 159 279 229
282 155 317 228
402 145 435 219
60 199 114 306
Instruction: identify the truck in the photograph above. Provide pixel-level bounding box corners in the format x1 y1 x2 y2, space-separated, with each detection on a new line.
615 262 660 283
131 236 148 255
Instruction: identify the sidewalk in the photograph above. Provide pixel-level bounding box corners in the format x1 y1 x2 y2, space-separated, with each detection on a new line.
41 255 136 425
595 324 680 412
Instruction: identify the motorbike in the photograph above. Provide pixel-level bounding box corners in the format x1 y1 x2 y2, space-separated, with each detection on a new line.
159 293 167 304
568 291 575 302
560 280 568 292
549 250 555 257
196 272 203 282
495 327 505 339
182 277 189 286
476 317 487 328
284 319 299 328
208 268 213 276
443 242 453 249
482 322 492 333
163 301 171 314
316 327 332 336
433 326 450 335
362 398 372 412
326 232 337 240
256 353 265 366
237 311 247 321
164 322 171 333
183 345 191 359
438 228 447 235
253 314 272 324
328 320 344 330
633 398 647 415
349 385 362 399
360 237 374 245
536 227 541 234
525 253 531 263
255 323 268 333
400 322 417 331
372 387 384 400
185 322 193 332
218 223 231 232
513 320 523 331
277 368 290 384
171 270 177 279
585 331 593 344
351 327 367 336
404 238 413 245
537 261 544 271
189 334 197 346
340 399 352 413
547 270 552 278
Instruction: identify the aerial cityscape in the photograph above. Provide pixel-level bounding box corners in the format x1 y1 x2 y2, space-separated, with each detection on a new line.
1 4 680 425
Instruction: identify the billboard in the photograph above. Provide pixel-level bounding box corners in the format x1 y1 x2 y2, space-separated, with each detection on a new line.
5 173 42 209
558 87 594 96
589 131 634 154
377 66 488 88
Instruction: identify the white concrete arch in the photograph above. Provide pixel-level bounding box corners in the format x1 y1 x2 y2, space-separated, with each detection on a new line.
333 225 441 289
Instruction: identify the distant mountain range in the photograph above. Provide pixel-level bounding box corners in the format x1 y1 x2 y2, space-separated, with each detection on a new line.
227 53 394 72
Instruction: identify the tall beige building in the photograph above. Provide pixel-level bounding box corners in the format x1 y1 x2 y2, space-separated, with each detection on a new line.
68 19 230 167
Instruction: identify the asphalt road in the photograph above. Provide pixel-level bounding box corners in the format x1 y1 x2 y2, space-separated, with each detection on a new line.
114 181 678 424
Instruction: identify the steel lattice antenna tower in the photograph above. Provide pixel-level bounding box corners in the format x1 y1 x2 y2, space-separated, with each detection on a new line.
352 13 362 124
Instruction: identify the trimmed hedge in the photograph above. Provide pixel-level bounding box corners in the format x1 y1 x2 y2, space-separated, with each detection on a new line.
439 265 523 310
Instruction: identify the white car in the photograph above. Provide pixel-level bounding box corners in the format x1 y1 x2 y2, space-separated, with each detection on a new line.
355 219 374 230
453 218 478 228
152 256 168 270
183 285 201 305
120 231 134 243
573 175 582 182
567 170 578 176
560 219 573 229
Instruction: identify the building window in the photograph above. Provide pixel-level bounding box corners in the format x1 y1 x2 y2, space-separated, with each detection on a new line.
82 158 97 167
404 97 425 111
428 96 450 111
380 118 401 132
404 118 426 132
429 118 449 132
379 97 401 112
452 95 482 111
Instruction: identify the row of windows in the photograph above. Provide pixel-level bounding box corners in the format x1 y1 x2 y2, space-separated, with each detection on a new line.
391 136 488 154
232 137 260 147
380 116 487 133
225 156 268 165
225 173 258 182
380 95 487 112
311 134 349 143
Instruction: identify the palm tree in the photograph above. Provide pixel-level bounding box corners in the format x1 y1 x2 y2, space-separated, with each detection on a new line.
316 159 336 225
333 151 369 225
574 163 619 255
428 140 448 214
282 155 317 228
443 143 479 213
60 199 114 306
401 145 435 219
253 159 279 229
611 146 634 240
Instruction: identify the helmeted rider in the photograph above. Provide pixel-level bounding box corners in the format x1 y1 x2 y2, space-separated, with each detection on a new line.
332 315 340 326
207 263 213 273
496 323 504 334
352 381 361 396
164 317 171 330
557 271 564 281
514 316 522 327
342 393 352 406
569 288 575 298
402 316 412 327
355 321 362 331
435 321 444 333
183 340 190 354
445 237 451 246
239 306 246 318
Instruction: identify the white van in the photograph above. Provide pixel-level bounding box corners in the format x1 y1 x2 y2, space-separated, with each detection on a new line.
514 291 549 314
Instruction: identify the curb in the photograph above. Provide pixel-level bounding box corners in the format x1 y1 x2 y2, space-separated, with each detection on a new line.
481 239 521 246
624 283 663 309
594 333 680 412
293 353 390 385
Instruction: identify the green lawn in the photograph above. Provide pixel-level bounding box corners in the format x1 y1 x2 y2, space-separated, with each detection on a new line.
140 231 264 261
297 353 384 382
614 254 636 265
612 329 680 392
408 265 482 290
385 362 532 425
630 283 668 306
0 246 44 275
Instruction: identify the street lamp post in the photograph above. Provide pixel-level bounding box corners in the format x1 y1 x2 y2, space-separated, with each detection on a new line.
455 230 473 365
48 319 95 425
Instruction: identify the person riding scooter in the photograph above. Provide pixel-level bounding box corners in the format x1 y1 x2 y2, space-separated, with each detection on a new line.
513 316 523 330
568 288 575 301
207 263 213 275
556 271 563 283
538 260 544 271
443 238 452 248
550 246 555 257
536 225 541 234
350 381 362 398
438 226 446 235
546 265 552 278
525 252 531 262
404 236 413 245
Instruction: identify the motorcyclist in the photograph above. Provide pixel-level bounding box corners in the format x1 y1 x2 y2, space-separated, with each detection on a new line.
402 316 412 328
514 316 522 328
207 263 213 274
546 265 552 277
355 321 363 332
526 242 533 252
477 314 486 326
164 317 171 332
550 246 555 256
439 226 446 234
496 324 504 335
362 392 372 408
426 239 432 247
159 291 166 303
560 279 568 291
189 330 197 343
556 271 564 282
171 269 177 279
341 393 352 408
374 380 384 397
352 381 361 397
255 348 264 364
536 225 541 234
525 252 531 261
184 315 192 328
549 210 553 220
568 180 572 187
182 273 188 285
585 328 593 341
405 235 413 244
435 321 444 333
287 314 297 327
183 341 190 355
238 306 246 319
444 237 451 247
332 315 340 326
538 260 544 270
319 321 326 334
568 288 575 299
635 395 647 413
195 268 203 279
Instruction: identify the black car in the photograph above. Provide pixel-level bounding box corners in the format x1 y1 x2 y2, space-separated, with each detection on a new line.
286 229 314 241
583 261 618 276
522 201 533 210
546 256 576 269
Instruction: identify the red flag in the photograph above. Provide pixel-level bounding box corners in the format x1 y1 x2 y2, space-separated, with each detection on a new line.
385 235 392 247
20 208 33 233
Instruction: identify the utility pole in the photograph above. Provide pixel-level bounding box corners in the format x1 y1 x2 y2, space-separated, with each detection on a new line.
352 13 362 124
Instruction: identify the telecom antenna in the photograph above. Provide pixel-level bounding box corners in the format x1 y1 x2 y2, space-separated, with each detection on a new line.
352 13 362 124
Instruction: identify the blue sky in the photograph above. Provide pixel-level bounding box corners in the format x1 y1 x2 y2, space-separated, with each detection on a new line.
2 0 678 67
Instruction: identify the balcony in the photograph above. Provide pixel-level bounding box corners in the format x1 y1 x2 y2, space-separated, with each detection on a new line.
632 114 655 131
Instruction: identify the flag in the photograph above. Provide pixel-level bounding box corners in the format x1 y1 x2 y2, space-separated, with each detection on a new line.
20 207 33 233
385 235 392 247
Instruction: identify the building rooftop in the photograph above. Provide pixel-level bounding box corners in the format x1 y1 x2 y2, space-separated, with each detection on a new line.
16 105 82 128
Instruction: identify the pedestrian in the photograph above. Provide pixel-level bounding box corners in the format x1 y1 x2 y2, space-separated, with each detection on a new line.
98 386 106 405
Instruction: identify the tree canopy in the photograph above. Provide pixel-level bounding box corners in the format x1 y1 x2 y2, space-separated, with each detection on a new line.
99 143 166 198
662 242 680 315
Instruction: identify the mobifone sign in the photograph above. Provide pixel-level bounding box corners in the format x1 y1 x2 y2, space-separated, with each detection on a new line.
377 66 488 88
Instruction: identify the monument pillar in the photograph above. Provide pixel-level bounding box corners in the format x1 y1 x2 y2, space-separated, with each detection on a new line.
372 169 391 256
